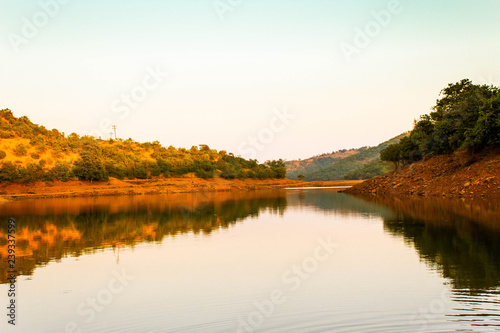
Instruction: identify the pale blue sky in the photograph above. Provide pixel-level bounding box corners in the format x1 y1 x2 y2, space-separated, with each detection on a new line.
1 0 499 161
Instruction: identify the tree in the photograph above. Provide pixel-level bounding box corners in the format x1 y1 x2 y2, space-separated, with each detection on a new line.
463 93 500 150
381 79 500 166
266 159 287 179
14 143 27 156
380 144 401 169
72 145 108 182
0 162 20 181
52 162 72 181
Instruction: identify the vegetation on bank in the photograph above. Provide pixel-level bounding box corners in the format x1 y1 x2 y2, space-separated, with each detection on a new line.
381 79 500 168
0 109 286 182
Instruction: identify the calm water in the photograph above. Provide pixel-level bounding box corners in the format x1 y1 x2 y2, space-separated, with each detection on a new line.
1 190 500 333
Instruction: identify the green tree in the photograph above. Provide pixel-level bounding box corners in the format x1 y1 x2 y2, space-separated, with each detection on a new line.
14 143 27 156
72 145 108 182
266 159 287 179
0 162 20 181
52 162 72 181
381 79 499 166
380 143 402 169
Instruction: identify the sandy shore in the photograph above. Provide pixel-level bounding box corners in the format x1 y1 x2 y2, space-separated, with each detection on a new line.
0 177 362 201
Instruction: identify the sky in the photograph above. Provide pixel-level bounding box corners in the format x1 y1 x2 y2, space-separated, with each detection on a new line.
1 0 500 162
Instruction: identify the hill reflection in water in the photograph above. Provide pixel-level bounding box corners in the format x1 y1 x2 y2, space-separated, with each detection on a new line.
1 190 500 296
0 191 289 283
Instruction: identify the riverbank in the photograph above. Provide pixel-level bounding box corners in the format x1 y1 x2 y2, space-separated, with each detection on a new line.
346 145 500 197
0 177 361 201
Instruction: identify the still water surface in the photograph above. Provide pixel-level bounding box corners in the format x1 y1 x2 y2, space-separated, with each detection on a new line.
1 190 499 332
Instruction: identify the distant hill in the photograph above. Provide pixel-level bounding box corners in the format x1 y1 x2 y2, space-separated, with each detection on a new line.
287 134 406 181
285 148 362 179
0 109 286 182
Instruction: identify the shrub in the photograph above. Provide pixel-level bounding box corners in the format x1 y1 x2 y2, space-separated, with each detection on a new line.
52 163 72 181
0 150 6 159
0 162 20 181
72 146 109 182
14 143 27 156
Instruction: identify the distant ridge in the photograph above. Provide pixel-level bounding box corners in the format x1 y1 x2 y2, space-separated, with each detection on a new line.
286 134 406 181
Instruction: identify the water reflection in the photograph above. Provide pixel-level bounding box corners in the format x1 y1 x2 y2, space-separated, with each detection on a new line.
1 191 500 290
352 194 500 291
1 190 499 331
352 194 500 331
0 191 287 283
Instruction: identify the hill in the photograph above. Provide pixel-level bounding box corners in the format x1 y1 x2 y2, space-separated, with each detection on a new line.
288 134 405 181
0 109 286 183
285 148 362 179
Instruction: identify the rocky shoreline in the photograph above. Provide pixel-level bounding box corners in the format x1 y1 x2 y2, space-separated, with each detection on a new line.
345 145 500 197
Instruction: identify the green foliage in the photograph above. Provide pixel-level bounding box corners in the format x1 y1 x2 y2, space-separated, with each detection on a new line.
30 152 40 160
379 143 401 168
300 134 405 181
52 162 72 181
0 151 6 160
266 159 287 179
14 143 27 156
0 162 20 182
286 153 349 180
381 79 500 167
343 159 391 180
72 145 109 182
193 160 216 179
219 157 242 179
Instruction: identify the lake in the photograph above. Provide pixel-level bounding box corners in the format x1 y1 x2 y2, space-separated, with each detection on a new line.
1 189 500 332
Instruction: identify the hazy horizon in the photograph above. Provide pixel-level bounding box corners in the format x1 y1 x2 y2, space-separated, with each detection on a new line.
1 0 500 162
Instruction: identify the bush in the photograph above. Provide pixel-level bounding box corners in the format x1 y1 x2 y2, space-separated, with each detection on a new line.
72 146 109 182
14 143 27 156
31 152 40 159
52 163 72 181
0 162 20 181
0 150 6 160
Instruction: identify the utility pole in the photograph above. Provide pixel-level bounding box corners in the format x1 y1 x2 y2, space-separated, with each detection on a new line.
112 125 117 140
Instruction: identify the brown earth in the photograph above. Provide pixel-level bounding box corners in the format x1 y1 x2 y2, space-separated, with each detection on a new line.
0 177 362 201
345 145 500 197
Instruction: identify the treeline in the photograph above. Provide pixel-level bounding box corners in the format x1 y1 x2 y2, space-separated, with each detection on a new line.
0 109 286 182
381 79 500 167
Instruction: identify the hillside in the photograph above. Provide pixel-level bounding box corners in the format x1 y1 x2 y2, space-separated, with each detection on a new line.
0 109 286 183
290 134 406 181
345 144 500 197
285 148 361 179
